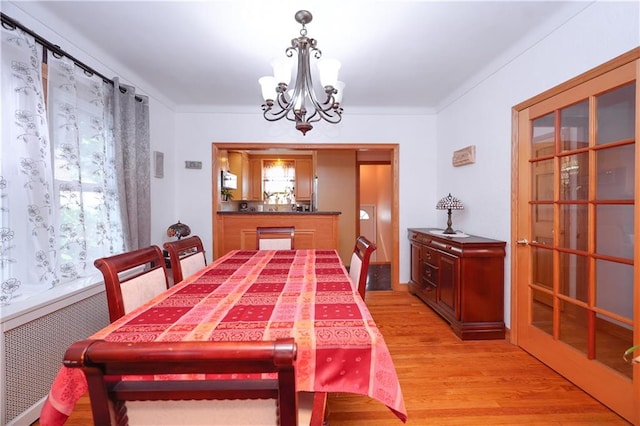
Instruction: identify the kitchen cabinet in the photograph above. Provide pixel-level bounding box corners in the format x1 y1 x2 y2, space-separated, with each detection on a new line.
248 158 262 200
408 228 506 340
227 151 249 201
295 159 313 201
241 153 249 200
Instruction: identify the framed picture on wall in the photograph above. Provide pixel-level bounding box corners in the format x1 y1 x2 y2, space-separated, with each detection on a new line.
154 151 164 178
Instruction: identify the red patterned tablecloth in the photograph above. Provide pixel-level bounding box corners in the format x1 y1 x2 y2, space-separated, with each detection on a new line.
40 249 406 424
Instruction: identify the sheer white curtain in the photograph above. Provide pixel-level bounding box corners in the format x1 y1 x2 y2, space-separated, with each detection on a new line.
1 27 56 304
47 54 125 280
1 23 131 307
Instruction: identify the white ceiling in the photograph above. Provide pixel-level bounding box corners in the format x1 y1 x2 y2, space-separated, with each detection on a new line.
8 0 594 113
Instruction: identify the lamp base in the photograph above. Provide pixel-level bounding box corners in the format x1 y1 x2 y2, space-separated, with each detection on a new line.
443 208 455 234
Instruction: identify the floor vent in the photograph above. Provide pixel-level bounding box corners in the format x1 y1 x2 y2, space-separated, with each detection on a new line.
2 291 109 424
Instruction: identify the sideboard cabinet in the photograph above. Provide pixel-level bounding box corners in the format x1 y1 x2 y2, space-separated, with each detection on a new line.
408 228 506 340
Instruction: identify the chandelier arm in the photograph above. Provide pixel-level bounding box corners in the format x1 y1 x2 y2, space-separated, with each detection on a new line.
303 69 342 124
275 91 291 112
263 97 290 122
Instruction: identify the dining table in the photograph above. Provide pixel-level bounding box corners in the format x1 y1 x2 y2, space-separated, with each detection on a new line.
39 249 407 424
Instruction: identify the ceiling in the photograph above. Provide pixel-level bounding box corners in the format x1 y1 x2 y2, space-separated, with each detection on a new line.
8 1 593 113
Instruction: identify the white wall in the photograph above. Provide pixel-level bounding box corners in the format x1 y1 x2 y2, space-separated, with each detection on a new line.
436 0 640 327
173 111 438 281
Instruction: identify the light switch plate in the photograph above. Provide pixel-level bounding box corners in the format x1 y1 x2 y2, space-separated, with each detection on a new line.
185 161 202 169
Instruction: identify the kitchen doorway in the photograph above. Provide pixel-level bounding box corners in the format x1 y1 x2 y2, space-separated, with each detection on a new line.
358 161 392 291
211 143 401 290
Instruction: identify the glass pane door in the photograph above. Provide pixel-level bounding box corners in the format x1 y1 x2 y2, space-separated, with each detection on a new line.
515 59 638 423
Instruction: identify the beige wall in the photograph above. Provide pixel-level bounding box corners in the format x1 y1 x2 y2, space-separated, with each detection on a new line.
316 150 356 264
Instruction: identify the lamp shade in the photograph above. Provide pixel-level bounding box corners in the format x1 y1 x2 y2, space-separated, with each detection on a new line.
271 58 293 86
317 58 341 88
167 221 191 240
258 76 277 101
436 193 464 210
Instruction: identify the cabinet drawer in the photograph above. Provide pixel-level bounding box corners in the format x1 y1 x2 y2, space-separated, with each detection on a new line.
409 231 431 245
422 246 438 265
422 262 438 286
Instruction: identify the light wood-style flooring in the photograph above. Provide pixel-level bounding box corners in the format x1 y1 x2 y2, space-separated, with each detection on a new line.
34 291 628 425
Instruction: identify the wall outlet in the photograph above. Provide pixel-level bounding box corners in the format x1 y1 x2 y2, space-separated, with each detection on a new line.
185 161 202 169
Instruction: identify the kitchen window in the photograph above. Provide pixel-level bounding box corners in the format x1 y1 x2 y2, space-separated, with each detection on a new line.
262 160 295 203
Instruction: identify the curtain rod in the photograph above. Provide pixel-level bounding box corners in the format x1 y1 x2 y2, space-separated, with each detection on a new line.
1 12 115 85
1 12 147 102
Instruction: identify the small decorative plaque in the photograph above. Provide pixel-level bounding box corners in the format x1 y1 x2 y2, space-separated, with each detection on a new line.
452 145 476 167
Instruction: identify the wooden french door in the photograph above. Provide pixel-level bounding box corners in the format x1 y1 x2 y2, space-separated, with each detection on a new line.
513 49 639 424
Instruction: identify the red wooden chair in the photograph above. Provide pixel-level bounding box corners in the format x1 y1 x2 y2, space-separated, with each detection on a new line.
63 338 327 426
256 226 295 250
163 235 207 284
94 246 169 323
349 236 377 299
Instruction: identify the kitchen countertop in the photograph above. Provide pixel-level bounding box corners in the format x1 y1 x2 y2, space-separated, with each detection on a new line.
217 211 341 215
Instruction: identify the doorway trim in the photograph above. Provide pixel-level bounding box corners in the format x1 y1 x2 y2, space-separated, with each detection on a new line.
211 142 401 290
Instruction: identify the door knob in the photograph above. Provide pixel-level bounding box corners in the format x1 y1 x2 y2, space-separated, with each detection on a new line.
516 238 529 245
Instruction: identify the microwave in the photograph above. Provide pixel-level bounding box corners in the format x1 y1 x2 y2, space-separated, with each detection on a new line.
221 171 237 190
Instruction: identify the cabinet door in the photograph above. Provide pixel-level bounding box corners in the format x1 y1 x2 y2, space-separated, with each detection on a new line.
295 159 313 200
241 153 249 200
228 151 243 201
438 251 459 319
249 158 262 200
410 241 422 286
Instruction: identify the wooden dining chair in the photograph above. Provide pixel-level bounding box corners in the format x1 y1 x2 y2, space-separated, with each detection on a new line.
63 338 328 426
349 236 377 299
94 246 169 323
162 235 207 284
256 226 295 250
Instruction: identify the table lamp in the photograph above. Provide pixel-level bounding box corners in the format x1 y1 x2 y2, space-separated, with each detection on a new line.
167 221 191 240
436 193 464 234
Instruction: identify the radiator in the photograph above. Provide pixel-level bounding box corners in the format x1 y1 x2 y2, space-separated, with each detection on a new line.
1 287 109 425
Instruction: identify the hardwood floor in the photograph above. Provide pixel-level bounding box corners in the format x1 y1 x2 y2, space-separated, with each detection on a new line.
328 291 628 425
34 291 628 425
365 263 392 291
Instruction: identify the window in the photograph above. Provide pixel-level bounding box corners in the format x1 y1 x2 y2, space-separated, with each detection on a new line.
1 26 125 308
262 160 295 204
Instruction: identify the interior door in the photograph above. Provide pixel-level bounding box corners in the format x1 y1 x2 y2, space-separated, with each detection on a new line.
513 57 639 423
360 204 377 262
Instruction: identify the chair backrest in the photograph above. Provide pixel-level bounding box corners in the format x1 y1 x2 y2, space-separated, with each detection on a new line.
94 246 169 323
349 236 377 299
256 226 295 250
163 235 207 284
63 338 307 426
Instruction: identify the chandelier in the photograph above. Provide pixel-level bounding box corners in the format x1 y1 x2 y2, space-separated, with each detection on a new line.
259 10 344 135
